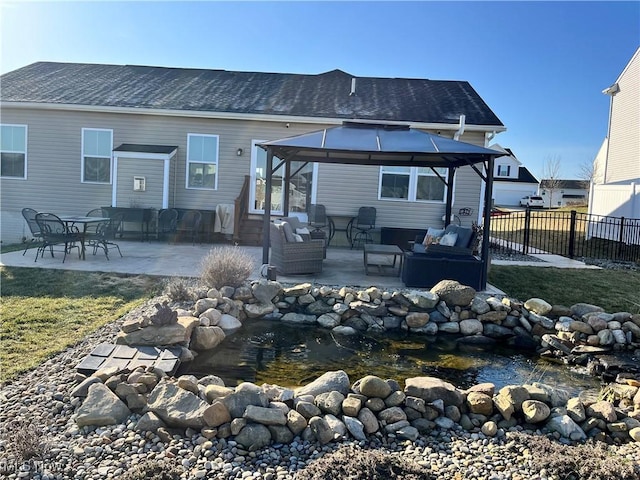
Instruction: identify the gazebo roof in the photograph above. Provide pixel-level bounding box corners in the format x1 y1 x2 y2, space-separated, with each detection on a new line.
258 122 505 168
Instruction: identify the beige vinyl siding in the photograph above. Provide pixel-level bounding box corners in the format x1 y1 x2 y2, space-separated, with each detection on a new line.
115 157 164 209
606 49 640 183
0 105 489 243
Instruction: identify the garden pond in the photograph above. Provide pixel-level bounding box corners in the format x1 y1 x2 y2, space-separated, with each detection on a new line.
184 319 604 395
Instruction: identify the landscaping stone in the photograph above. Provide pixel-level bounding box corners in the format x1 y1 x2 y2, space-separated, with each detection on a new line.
430 280 475 306
147 380 208 429
75 383 131 427
404 377 464 406
190 326 226 351
295 370 350 397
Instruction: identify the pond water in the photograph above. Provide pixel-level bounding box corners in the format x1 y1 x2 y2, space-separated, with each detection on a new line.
184 319 603 395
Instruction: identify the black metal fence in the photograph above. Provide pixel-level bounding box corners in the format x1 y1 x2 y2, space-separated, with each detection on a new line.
489 209 640 262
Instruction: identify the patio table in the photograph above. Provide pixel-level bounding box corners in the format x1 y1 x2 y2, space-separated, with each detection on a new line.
59 215 110 260
364 243 403 276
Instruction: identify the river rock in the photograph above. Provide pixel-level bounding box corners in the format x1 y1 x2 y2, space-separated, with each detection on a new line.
439 322 460 334
252 280 282 304
546 415 586 440
147 380 208 429
222 383 269 418
244 303 275 318
75 383 131 427
498 385 530 411
333 325 357 335
524 298 552 315
315 391 345 416
287 410 307 435
358 407 379 433
404 291 439 309
296 401 322 419
586 401 617 422
406 312 430 328
430 280 475 307
597 329 615 346
309 416 333 444
460 319 483 336
136 411 166 432
484 323 513 339
481 421 498 437
295 370 350 397
243 405 287 425
343 415 366 441
71 376 102 397
404 377 463 406
470 297 491 315
117 316 198 346
281 312 317 324
200 308 222 325
190 326 226 351
342 396 362 416
359 375 392 399
235 423 272 449
467 392 493 416
571 303 604 318
522 400 550 423
630 427 640 442
317 313 341 328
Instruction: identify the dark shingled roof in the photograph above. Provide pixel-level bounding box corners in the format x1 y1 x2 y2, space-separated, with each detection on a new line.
0 62 504 127
494 167 539 184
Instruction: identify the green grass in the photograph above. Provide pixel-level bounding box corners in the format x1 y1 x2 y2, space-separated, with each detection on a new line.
0 266 163 384
488 265 640 313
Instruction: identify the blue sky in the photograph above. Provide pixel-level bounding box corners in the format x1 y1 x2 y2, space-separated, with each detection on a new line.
1 1 638 179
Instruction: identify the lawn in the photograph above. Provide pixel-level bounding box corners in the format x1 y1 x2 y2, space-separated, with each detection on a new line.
0 266 162 384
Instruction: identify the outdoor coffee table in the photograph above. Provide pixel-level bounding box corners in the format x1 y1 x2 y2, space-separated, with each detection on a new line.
363 244 403 276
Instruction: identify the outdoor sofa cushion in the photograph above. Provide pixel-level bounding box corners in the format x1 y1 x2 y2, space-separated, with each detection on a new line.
413 224 475 257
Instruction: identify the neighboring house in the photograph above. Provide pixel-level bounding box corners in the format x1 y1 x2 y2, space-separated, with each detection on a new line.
538 179 589 208
588 47 640 226
0 62 505 245
488 144 539 206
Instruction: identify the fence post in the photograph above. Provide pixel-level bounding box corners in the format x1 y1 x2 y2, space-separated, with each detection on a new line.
568 210 577 259
523 208 531 255
618 216 625 258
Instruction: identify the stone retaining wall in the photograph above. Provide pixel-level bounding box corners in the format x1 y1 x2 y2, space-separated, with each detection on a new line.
72 279 640 447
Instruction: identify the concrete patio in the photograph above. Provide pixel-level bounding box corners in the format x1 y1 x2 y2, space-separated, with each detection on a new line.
0 240 597 293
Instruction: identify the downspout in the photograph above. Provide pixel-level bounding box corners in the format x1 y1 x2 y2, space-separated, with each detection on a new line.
602 83 618 183
485 131 497 147
453 114 466 141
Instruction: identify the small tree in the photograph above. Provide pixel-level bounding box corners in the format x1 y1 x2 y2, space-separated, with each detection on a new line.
542 155 562 208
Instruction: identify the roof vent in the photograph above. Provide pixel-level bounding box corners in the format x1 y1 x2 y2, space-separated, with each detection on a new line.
350 78 357 96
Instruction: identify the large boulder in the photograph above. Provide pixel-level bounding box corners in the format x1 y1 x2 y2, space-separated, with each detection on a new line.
430 280 475 307
546 415 586 441
404 377 464 406
235 423 272 449
295 371 350 397
75 383 131 427
243 405 287 425
222 382 269 418
524 298 552 316
358 375 392 399
252 280 282 304
117 316 198 346
146 380 208 429
190 326 226 351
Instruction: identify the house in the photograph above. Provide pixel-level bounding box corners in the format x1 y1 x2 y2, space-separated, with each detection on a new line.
539 179 590 208
588 47 640 221
488 144 539 206
0 62 505 245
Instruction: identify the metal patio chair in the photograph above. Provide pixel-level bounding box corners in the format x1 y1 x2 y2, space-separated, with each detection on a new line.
21 207 44 256
34 213 81 263
87 212 124 260
349 206 377 249
157 208 178 241
175 210 202 244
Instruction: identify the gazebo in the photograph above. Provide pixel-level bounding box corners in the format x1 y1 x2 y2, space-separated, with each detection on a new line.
258 122 506 289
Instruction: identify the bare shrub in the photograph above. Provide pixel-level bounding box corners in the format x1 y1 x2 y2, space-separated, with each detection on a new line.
118 459 183 480
514 433 639 480
164 276 197 301
200 246 254 289
1 419 50 468
295 444 430 480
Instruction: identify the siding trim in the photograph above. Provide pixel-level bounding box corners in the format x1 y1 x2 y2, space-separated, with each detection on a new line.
0 102 507 133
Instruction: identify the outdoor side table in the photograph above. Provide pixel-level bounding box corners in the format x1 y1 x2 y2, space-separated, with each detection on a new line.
363 244 403 276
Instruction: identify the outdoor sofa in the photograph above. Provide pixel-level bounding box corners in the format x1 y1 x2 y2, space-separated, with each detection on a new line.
402 224 484 289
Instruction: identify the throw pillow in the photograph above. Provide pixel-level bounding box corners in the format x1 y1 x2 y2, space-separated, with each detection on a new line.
296 227 310 235
439 232 458 247
293 233 304 243
280 221 296 243
422 227 445 246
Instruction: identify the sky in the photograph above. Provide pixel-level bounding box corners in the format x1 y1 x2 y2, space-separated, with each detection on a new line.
1 1 638 179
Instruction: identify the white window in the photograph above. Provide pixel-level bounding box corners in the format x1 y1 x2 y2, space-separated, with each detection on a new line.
379 166 447 202
82 128 113 183
186 133 219 189
497 164 511 177
1 124 27 179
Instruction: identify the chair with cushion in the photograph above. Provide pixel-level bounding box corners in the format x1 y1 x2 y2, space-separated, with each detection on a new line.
87 212 124 260
21 208 44 256
270 220 324 274
349 207 376 249
34 213 81 263
175 210 202 244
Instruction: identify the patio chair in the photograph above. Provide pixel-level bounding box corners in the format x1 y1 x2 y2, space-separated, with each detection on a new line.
175 210 202 244
34 213 81 263
270 220 324 274
349 206 376 249
21 208 44 256
157 208 178 240
87 212 124 260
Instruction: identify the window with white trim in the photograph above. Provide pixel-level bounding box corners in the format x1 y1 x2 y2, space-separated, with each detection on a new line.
497 164 511 177
1 124 27 179
186 133 219 189
82 128 113 183
379 166 447 202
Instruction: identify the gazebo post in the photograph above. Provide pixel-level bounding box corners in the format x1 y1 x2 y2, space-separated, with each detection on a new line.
283 161 291 216
480 156 495 289
444 168 455 226
262 149 274 265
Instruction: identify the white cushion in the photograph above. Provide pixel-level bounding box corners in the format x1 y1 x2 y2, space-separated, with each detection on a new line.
422 227 445 246
293 233 304 242
439 232 458 246
296 227 310 235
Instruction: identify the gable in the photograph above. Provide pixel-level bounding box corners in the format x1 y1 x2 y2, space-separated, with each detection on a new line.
0 62 505 128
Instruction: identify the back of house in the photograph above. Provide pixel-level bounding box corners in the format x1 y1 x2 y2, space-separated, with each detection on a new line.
0 62 505 245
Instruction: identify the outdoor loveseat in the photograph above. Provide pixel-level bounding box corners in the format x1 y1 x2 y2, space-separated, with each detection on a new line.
402 224 484 289
269 217 325 275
